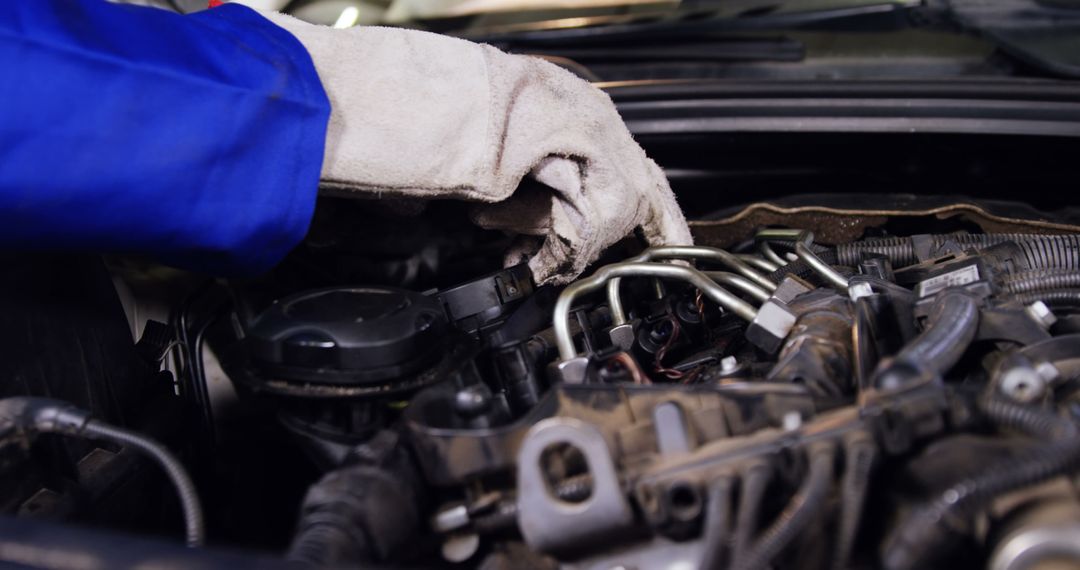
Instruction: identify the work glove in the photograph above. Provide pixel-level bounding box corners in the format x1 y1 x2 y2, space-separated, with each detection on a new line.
263 13 693 285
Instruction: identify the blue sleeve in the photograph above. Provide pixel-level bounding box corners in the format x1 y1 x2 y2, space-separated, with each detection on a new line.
0 0 331 275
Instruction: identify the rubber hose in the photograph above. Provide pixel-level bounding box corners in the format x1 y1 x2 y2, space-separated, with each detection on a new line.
1009 289 1080 307
731 462 772 567
699 476 735 570
80 420 205 548
879 292 979 384
836 237 918 267
881 399 1080 570
832 440 876 570
836 234 1080 270
288 523 369 567
1003 269 1080 294
735 444 836 570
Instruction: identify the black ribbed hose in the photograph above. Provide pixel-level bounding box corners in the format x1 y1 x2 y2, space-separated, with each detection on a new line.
286 433 424 568
699 475 735 570
1009 289 1080 307
881 399 1080 570
735 444 836 570
289 522 370 567
1003 269 1080 294
836 237 919 267
836 234 1080 270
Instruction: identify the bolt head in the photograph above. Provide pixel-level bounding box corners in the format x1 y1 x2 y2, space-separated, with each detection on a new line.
608 323 636 352
549 356 590 384
849 282 874 301
999 367 1047 403
1026 301 1058 329
746 300 797 353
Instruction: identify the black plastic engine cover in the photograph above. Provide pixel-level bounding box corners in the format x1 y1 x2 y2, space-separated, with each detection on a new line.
247 287 448 385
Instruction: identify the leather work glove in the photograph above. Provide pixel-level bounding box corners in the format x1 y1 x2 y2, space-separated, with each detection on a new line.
264 14 693 285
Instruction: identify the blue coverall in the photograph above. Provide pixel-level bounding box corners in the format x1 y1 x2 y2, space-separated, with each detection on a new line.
0 0 330 275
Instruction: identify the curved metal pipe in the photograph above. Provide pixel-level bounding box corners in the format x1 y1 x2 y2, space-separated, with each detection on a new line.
732 461 772 567
757 229 850 291
759 242 789 268
606 246 776 326
608 278 629 326
738 254 781 273
703 272 771 303
699 475 735 569
629 246 777 291
556 263 758 361
735 443 836 570
832 437 876 570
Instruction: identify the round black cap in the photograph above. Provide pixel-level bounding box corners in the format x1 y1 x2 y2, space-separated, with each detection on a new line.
247 287 448 385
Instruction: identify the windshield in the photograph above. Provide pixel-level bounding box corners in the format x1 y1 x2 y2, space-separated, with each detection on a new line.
155 0 1080 82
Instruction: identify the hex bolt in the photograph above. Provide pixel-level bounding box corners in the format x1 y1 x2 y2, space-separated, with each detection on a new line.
848 282 874 301
1025 301 1058 330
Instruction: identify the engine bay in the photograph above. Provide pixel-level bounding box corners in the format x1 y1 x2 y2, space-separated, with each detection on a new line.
5 131 1080 569
8 0 1080 567
75 204 1080 569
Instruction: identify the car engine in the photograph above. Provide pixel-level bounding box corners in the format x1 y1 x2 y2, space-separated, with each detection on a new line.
29 204 1076 570
6 0 1080 567
7 194 1080 570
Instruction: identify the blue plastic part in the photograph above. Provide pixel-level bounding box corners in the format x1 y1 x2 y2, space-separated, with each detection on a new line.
0 0 330 275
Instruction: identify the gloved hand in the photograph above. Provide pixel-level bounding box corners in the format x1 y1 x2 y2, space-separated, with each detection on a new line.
263 13 693 285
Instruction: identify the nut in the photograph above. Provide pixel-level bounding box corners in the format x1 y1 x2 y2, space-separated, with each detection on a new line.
849 282 874 301
746 300 797 353
1025 301 1058 329
549 356 590 384
608 323 636 352
999 366 1047 403
772 275 813 304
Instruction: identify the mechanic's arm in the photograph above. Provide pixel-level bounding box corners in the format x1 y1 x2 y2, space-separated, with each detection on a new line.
0 0 329 275
0 0 691 283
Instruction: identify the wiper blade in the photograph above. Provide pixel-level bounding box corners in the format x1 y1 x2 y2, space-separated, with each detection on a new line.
461 2 917 45
944 0 1080 79
510 36 804 64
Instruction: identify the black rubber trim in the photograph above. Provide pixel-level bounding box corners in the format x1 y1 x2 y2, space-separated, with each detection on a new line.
605 80 1080 137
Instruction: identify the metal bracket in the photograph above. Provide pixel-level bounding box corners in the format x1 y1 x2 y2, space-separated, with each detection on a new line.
517 417 634 554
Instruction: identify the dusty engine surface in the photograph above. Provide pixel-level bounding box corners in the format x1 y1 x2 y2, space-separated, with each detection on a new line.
218 228 1080 570
6 222 1080 570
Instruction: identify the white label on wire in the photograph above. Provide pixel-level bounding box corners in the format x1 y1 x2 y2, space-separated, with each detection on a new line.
917 265 980 298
